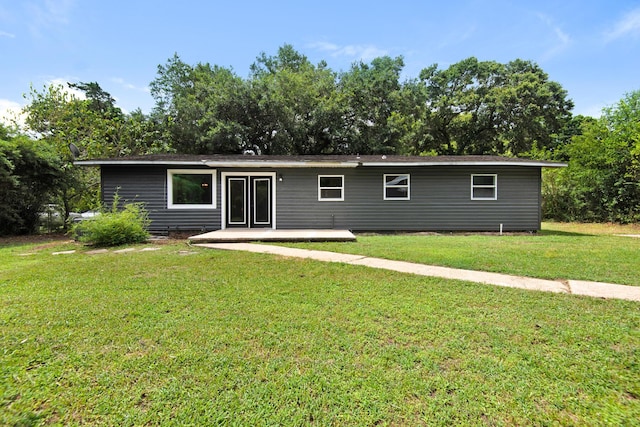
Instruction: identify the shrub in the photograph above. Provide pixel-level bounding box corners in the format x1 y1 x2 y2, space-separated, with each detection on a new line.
73 197 150 246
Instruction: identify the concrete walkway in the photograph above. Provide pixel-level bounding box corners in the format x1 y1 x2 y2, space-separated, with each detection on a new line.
193 242 640 302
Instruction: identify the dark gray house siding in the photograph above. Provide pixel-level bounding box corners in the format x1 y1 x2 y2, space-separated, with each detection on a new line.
99 161 545 232
101 165 221 232
275 166 541 231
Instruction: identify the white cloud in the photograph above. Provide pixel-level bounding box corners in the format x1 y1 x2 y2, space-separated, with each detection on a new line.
26 0 75 37
309 42 389 62
46 78 87 100
110 77 150 93
0 99 27 128
2 77 85 128
537 13 572 61
605 7 640 42
0 30 15 38
436 25 477 50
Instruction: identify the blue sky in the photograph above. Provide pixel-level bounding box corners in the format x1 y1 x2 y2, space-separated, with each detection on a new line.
1 0 639 125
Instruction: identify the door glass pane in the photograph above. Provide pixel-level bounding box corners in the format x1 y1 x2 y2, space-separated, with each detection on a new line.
253 179 270 224
228 179 246 224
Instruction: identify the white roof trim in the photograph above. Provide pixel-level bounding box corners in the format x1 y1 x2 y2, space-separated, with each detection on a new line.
203 161 359 168
74 160 208 166
75 160 359 168
75 159 566 168
361 161 567 168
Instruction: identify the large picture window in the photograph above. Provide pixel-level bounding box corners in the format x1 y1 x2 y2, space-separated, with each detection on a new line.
168 170 216 209
471 174 497 200
318 175 344 201
384 174 410 200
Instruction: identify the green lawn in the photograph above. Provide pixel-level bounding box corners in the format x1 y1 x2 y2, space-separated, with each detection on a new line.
275 222 640 286
1 235 638 425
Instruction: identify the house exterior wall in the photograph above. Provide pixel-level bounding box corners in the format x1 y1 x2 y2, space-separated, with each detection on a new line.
101 165 222 232
100 164 543 233
275 166 541 231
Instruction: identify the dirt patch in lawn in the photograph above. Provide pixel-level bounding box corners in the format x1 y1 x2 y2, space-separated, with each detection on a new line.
0 233 71 247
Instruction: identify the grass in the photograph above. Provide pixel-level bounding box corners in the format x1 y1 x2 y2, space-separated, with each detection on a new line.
1 231 639 425
274 222 640 286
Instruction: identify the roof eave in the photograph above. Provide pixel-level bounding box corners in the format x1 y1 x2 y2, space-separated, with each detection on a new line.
361 161 567 168
74 160 208 166
75 159 567 168
203 161 359 168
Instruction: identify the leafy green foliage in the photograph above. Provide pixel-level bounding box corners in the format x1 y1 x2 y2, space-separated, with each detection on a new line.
73 196 150 246
149 47 573 156
543 91 640 223
417 57 574 155
150 54 249 154
249 45 344 155
22 82 171 225
0 126 64 235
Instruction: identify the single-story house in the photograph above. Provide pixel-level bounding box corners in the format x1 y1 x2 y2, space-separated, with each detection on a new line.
75 154 566 233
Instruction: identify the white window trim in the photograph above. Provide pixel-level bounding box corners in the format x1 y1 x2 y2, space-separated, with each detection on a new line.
167 169 217 209
383 174 410 200
318 175 344 201
471 174 497 200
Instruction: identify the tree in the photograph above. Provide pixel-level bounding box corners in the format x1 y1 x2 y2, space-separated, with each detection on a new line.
248 44 342 154
0 126 64 235
543 91 640 223
337 56 405 154
147 47 578 157
417 57 573 156
23 82 168 225
68 81 122 119
120 109 173 156
150 46 345 155
150 54 250 154
567 91 639 222
24 82 127 158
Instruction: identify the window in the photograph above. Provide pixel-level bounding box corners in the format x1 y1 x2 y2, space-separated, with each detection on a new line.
318 175 344 201
168 169 216 209
471 174 497 200
384 174 410 200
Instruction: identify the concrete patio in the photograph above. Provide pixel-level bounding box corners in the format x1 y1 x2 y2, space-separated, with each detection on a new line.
188 229 356 243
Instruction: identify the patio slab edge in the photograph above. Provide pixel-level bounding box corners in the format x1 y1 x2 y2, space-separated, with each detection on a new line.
189 229 356 243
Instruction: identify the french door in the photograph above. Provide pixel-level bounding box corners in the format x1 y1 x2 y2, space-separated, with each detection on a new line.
226 175 273 228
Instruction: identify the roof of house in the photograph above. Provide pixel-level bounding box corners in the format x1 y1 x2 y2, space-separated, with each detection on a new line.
75 154 567 168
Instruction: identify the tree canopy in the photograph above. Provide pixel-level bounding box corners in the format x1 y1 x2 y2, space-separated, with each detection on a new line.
416 58 574 156
543 91 640 223
0 125 64 235
148 46 574 157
